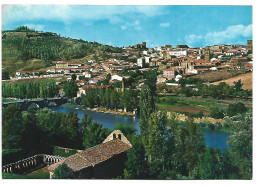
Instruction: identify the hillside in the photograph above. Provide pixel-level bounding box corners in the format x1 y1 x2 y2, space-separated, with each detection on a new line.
211 72 252 90
2 26 123 76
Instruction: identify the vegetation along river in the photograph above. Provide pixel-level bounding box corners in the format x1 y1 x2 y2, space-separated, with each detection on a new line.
49 106 230 150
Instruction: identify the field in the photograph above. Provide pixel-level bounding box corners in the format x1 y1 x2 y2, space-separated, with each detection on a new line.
191 69 243 83
157 96 252 117
157 98 229 116
211 72 252 90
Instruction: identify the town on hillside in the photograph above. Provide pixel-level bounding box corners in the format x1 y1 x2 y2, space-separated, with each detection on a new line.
2 26 253 179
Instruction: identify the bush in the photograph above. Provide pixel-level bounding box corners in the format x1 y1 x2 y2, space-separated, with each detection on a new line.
53 147 77 158
52 163 75 179
209 107 225 119
226 102 247 117
215 123 222 129
198 122 206 128
191 111 204 119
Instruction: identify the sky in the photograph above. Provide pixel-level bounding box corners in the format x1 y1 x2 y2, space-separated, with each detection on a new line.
1 5 253 48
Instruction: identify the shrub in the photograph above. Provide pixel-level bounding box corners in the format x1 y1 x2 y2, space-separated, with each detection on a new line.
209 107 225 119
53 147 77 158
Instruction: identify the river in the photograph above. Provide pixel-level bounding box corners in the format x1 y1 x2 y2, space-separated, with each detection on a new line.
49 106 230 150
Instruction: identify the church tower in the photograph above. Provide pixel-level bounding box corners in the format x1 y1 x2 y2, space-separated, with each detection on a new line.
204 48 211 62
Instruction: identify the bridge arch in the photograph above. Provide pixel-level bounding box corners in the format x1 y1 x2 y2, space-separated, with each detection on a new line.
48 101 57 107
27 102 40 110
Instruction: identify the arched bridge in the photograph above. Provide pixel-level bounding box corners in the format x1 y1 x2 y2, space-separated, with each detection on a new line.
2 97 67 110
2 154 64 175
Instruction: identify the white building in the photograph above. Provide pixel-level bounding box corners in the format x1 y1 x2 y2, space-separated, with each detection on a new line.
137 58 145 67
143 50 148 55
169 50 187 57
145 56 150 64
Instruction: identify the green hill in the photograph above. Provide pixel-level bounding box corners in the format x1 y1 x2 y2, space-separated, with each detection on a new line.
2 26 123 76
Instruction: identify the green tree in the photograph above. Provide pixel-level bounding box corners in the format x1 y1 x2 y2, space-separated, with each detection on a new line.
63 80 78 98
145 112 167 177
83 121 109 149
174 118 206 177
63 112 80 148
21 110 45 152
209 107 225 119
226 102 247 117
2 105 23 149
226 111 252 179
196 147 224 179
113 123 137 137
124 135 149 179
139 85 156 139
233 79 243 92
52 163 75 179
2 71 10 80
71 74 77 81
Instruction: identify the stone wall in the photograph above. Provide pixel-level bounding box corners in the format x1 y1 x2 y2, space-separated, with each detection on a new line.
2 154 64 175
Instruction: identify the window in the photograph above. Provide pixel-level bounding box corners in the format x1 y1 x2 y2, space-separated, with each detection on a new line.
113 133 116 140
118 134 122 140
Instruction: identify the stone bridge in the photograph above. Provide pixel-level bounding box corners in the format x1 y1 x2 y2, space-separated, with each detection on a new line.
2 154 64 175
2 97 67 110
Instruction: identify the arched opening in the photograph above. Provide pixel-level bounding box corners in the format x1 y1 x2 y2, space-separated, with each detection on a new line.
28 103 40 110
118 134 121 140
113 133 116 140
48 101 57 107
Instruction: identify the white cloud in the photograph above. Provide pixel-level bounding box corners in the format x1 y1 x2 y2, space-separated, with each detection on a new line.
121 25 127 30
24 24 44 31
185 24 252 47
120 20 142 30
160 22 170 27
2 5 167 25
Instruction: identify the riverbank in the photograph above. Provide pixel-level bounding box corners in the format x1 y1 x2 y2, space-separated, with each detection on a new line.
61 103 135 116
85 107 134 116
166 112 225 125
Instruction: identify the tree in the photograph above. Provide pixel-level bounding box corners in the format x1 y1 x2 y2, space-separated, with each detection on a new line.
63 80 78 98
71 73 77 81
2 71 10 80
145 112 167 177
226 111 252 179
226 102 247 117
139 85 156 139
52 163 75 179
83 121 109 149
63 112 80 148
209 107 224 119
113 123 137 137
144 70 157 98
233 79 243 92
196 147 224 179
2 105 23 149
174 118 206 176
21 110 45 152
124 135 149 179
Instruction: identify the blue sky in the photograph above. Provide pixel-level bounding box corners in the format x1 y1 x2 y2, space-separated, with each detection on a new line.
2 5 252 48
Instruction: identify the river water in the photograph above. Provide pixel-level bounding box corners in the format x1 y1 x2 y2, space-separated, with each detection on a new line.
49 106 230 150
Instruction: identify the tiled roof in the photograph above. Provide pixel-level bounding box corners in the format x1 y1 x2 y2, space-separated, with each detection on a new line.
48 139 131 172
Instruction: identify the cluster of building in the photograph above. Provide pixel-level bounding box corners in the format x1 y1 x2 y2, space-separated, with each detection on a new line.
13 40 253 96
133 40 253 82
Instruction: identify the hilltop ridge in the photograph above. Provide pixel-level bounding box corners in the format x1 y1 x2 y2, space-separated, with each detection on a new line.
2 26 123 75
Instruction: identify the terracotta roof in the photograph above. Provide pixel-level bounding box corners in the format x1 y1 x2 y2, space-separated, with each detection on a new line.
164 66 184 71
48 139 131 172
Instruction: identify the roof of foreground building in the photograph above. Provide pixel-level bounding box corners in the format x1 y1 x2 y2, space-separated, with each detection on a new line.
48 130 132 172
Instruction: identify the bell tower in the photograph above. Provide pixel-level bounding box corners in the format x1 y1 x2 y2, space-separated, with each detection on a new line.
204 48 210 62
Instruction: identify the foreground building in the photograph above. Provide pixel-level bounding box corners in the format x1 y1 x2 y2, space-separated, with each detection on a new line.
48 130 132 179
